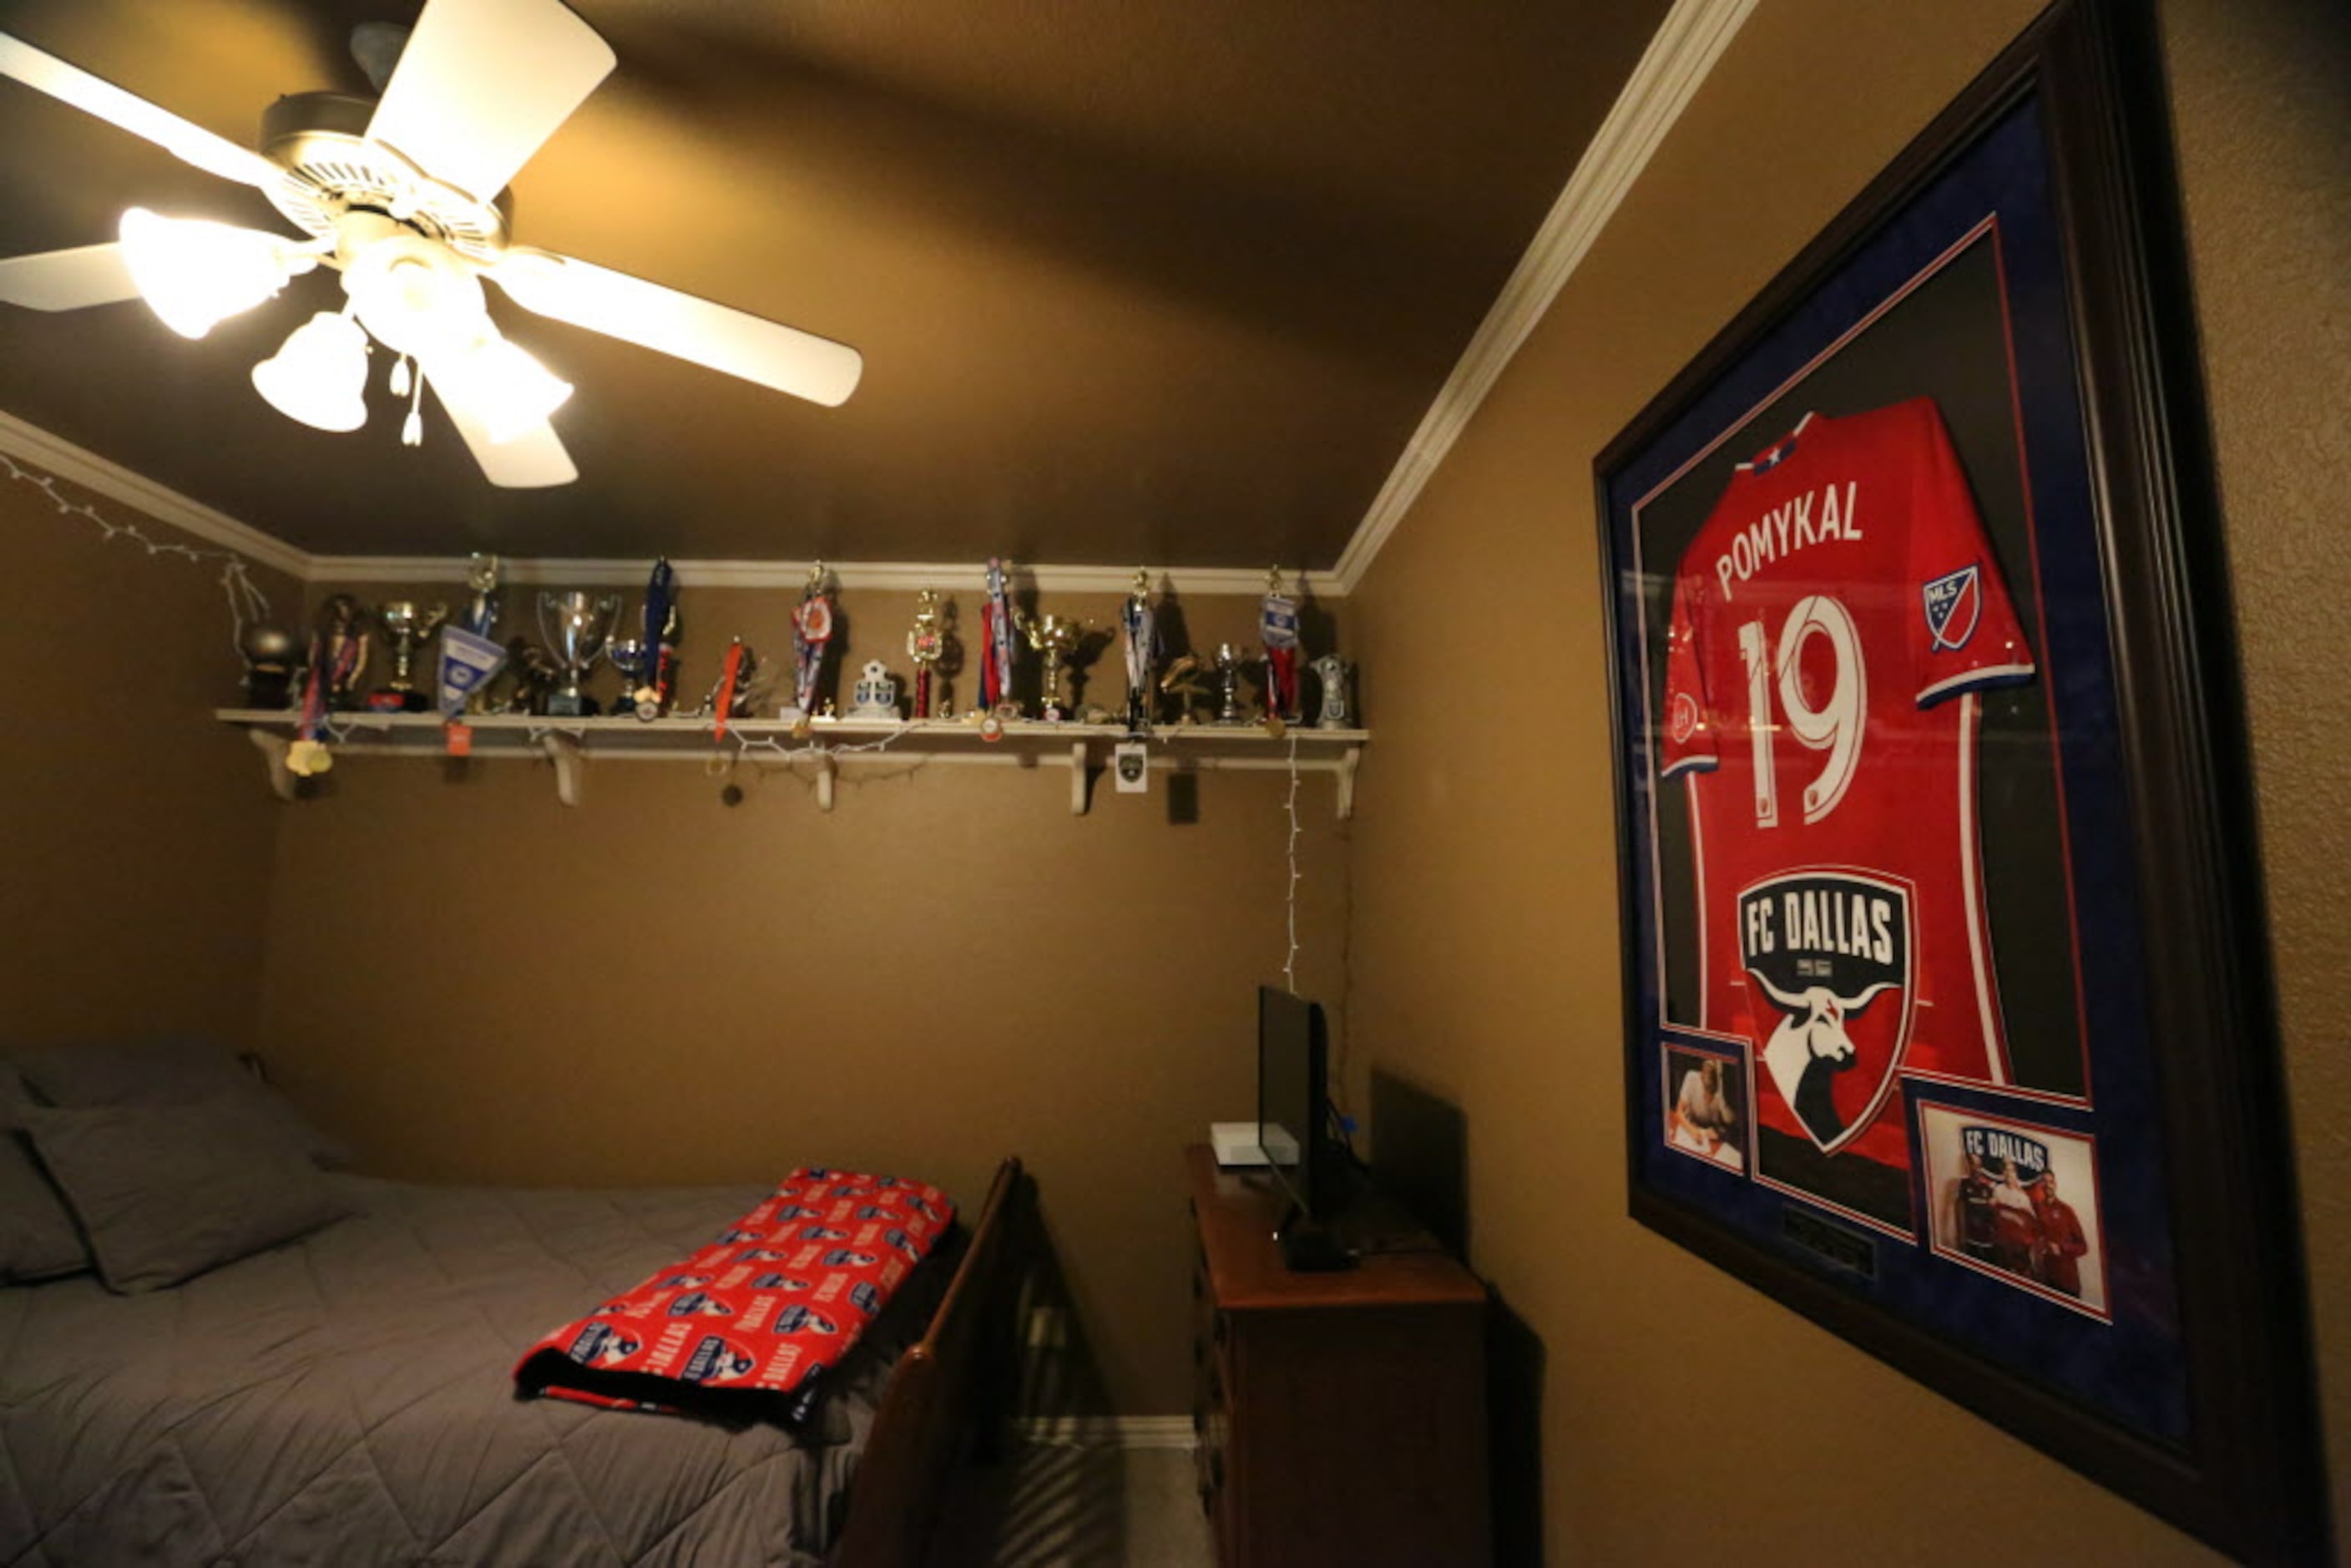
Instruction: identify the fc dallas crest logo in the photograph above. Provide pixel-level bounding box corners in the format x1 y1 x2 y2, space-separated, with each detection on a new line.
1738 868 1917 1154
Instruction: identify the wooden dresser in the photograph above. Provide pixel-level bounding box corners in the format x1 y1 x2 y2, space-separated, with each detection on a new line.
1185 1144 1491 1568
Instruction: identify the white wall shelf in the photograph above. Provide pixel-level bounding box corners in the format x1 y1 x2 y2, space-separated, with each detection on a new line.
217 710 1367 817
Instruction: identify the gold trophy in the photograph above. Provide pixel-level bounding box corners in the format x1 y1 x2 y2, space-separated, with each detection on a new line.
907 589 948 719
1019 612 1089 721
1160 655 1211 725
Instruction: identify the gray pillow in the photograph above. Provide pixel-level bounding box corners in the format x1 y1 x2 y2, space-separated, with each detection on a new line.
0 1066 90 1282
23 1094 354 1292
13 1035 353 1168
0 1142 91 1282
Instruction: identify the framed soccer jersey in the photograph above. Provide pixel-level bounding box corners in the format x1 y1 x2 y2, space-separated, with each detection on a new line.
1592 2 2323 1560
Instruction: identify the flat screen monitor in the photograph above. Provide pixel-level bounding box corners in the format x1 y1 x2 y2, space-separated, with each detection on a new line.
1256 985 1329 1224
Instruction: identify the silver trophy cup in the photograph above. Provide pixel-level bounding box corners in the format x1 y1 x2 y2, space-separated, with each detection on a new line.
538 591 620 716
375 600 448 705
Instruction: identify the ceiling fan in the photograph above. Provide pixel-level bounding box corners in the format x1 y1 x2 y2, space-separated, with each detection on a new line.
0 0 863 488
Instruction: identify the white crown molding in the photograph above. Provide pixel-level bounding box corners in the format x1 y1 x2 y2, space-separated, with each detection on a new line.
313 554 1307 599
0 415 1306 597
1328 0 1758 594
1014 1415 1195 1450
0 410 316 580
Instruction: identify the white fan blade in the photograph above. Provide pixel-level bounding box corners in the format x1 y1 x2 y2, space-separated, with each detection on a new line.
434 375 578 488
0 242 139 311
364 0 614 205
0 33 278 187
493 250 863 407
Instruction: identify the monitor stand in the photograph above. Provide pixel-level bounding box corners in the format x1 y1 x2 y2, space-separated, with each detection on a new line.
1274 1201 1358 1272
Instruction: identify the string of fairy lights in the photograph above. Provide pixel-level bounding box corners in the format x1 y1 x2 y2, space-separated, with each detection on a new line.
15 443 1336 1098
9 449 1325 997
1 451 272 655
1283 729 1303 996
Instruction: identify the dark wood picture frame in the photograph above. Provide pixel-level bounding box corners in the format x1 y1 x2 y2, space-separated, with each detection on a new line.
1592 2 2327 1560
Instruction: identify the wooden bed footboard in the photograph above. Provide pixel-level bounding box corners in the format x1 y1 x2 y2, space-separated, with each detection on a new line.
830 1156 1026 1568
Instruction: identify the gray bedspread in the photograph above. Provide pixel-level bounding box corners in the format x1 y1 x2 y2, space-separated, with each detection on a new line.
0 1176 918 1567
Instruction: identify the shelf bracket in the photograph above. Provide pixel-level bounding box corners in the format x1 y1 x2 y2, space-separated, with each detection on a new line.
1069 741 1090 816
1334 745 1362 822
814 753 837 812
248 728 297 802
540 733 584 807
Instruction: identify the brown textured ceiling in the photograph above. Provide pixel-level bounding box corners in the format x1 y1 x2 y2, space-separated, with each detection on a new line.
0 0 1669 566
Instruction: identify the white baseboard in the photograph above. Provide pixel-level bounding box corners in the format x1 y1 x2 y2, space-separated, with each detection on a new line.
1014 1415 1195 1450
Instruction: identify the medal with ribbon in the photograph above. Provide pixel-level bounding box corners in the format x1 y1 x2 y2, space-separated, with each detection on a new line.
713 639 748 742
288 597 367 777
640 559 678 720
1120 568 1156 732
791 562 835 723
1260 569 1302 724
980 556 1019 717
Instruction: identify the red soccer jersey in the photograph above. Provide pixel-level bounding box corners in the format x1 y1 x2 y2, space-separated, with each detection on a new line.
1658 398 2035 1183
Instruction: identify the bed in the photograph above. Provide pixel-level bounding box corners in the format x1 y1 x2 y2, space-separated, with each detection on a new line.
0 1041 1022 1568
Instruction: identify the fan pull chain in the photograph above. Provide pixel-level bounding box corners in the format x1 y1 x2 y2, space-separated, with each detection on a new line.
389 353 412 398
402 363 427 448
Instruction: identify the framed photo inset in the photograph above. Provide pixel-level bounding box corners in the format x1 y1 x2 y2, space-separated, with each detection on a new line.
1593 3 2326 1560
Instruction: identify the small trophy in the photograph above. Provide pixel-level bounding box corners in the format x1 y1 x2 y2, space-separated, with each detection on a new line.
786 562 837 730
1312 652 1353 730
608 638 648 715
1213 643 1247 725
1260 568 1302 725
1020 613 1089 722
462 553 503 637
239 623 301 710
848 660 901 720
494 639 560 714
538 590 620 716
315 594 369 711
701 638 769 740
289 595 368 775
907 589 948 719
635 559 680 721
977 557 1019 724
370 600 448 712
1160 655 1211 725
1119 569 1156 733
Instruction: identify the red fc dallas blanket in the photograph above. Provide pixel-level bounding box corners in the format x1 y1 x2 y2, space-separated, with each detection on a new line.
513 1167 954 1426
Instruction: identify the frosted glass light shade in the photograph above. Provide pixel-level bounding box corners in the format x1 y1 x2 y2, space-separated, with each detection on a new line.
436 335 572 443
118 208 301 339
251 312 369 432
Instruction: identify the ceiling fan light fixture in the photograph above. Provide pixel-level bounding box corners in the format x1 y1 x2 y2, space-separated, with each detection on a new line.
251 311 370 432
336 224 492 362
117 207 310 339
434 335 572 443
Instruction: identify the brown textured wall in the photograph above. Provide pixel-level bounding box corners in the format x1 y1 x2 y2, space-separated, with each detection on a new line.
0 460 289 1047
254 582 1349 1414
1346 0 2339 1560
2163 0 2351 1540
